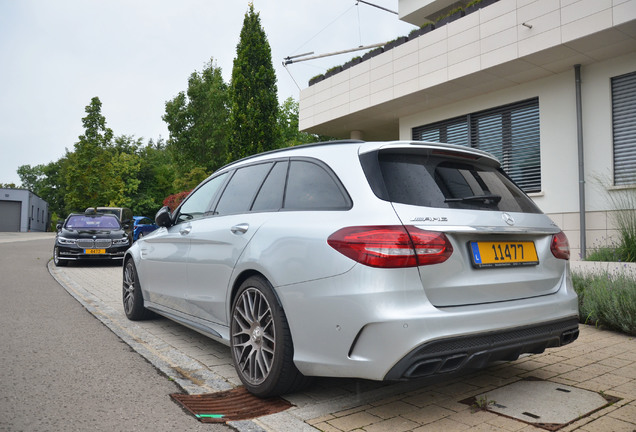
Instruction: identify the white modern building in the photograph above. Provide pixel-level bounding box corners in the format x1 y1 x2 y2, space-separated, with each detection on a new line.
299 0 636 259
0 188 49 232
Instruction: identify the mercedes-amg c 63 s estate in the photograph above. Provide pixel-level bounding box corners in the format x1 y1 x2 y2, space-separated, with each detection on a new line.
122 140 579 396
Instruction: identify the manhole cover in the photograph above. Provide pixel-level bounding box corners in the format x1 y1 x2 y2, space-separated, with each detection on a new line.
461 378 620 431
171 387 293 423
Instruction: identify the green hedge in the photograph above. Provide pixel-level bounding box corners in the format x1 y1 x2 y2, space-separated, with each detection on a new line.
572 270 636 336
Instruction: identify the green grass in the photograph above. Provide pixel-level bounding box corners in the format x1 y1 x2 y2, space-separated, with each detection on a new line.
572 270 636 336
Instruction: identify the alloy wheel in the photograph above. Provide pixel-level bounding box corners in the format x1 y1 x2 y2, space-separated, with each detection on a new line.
122 261 136 316
231 287 276 385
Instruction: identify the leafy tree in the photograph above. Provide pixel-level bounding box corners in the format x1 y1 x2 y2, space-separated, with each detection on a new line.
277 97 333 147
228 4 279 162
172 166 210 193
64 97 116 213
16 164 44 192
17 159 67 216
133 138 177 217
105 135 143 209
41 159 68 217
163 59 229 175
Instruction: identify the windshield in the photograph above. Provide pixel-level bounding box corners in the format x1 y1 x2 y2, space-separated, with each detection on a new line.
65 215 121 229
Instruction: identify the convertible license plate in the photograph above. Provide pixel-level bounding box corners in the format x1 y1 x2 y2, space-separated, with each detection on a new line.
469 241 538 268
84 249 106 255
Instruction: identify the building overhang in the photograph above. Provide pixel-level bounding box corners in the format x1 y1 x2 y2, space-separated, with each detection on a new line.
298 1 636 140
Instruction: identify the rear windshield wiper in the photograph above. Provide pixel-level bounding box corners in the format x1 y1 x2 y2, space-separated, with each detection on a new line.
445 194 502 204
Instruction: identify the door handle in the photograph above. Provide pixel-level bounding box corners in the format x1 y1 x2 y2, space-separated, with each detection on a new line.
231 223 249 234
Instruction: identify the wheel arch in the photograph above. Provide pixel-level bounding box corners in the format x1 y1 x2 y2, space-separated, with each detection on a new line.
229 270 283 313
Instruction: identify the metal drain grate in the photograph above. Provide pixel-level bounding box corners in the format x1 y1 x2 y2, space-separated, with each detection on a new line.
460 377 621 431
171 387 293 423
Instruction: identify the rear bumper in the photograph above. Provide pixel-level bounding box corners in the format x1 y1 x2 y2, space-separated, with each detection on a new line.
384 317 579 380
279 265 579 381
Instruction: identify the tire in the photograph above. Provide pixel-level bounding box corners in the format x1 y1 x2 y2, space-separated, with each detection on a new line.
230 276 310 397
122 259 152 320
53 246 67 267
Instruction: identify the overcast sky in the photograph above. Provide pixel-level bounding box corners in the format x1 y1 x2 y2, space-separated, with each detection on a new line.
0 0 415 186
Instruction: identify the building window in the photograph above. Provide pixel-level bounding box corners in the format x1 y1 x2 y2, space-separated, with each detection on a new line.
612 71 636 186
412 98 541 193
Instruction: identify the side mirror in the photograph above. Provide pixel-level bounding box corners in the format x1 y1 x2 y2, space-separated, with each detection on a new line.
155 206 173 228
56 223 62 231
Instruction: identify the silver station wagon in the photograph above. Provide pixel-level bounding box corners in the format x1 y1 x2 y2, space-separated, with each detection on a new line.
122 140 579 396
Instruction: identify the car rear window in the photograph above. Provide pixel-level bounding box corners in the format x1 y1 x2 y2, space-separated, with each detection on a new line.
362 151 541 213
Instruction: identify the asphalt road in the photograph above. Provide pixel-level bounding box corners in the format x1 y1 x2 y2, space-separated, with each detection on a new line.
0 234 230 432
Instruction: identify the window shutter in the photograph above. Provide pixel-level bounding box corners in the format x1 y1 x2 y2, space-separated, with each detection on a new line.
612 72 636 186
412 117 468 146
471 99 540 192
412 98 540 193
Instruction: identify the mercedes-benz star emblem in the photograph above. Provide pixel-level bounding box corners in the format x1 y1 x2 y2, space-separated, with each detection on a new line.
502 213 515 226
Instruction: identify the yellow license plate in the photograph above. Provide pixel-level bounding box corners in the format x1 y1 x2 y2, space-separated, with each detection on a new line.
84 249 106 254
469 241 538 268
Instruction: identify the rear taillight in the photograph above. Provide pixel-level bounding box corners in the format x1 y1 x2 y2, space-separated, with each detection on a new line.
550 231 570 260
327 225 453 268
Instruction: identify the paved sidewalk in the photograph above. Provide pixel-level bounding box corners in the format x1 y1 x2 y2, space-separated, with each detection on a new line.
49 261 636 432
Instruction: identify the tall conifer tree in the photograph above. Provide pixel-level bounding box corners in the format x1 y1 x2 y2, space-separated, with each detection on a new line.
228 3 279 161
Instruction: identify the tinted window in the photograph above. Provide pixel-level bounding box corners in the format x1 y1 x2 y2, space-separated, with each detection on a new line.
215 163 272 215
251 161 287 212
178 172 228 222
284 160 350 210
376 153 541 213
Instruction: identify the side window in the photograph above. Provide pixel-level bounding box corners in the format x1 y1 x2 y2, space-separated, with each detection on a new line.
215 163 273 216
251 161 288 212
284 160 350 210
177 172 228 223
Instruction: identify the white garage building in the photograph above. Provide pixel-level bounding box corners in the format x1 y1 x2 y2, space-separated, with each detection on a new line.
0 188 49 232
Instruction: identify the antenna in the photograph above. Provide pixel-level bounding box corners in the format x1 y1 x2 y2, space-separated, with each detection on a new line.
356 0 398 15
283 42 384 65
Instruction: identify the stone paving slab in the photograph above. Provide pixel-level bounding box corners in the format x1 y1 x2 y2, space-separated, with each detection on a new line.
49 261 636 432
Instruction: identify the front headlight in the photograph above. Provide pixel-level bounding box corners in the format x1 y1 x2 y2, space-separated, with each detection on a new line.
112 237 129 246
57 236 76 245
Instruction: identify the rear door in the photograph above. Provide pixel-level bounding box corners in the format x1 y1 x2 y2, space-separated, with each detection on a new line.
366 146 564 307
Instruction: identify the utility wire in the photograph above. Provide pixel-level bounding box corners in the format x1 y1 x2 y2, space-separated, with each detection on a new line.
283 63 302 92
356 1 362 47
289 4 357 58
